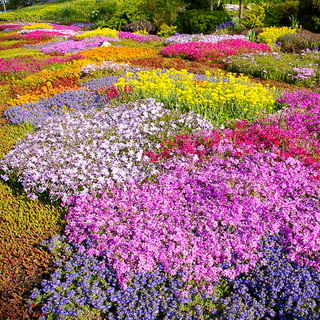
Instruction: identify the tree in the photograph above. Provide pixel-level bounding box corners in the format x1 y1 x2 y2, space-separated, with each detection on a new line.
1 0 7 12
239 0 244 18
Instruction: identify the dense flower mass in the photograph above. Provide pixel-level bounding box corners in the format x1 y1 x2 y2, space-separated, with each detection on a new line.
78 46 157 62
160 39 271 62
7 30 71 40
0 98 212 201
118 31 161 43
1 19 320 319
164 33 248 45
40 36 119 53
65 144 320 286
75 27 118 40
114 68 276 124
80 60 132 76
4 89 107 127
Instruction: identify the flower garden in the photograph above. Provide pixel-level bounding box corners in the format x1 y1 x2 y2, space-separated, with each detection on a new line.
0 20 319 320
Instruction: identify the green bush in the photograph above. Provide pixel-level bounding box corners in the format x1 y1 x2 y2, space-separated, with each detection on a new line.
176 9 231 34
264 1 299 26
277 30 320 52
298 0 320 32
242 4 266 28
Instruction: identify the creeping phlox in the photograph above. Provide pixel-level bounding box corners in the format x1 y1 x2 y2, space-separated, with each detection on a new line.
164 33 248 45
0 98 213 201
114 68 277 125
160 39 271 62
40 36 120 54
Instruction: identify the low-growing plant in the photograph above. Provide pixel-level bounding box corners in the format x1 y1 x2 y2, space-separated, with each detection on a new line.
78 46 157 62
258 26 297 50
225 51 320 88
160 39 271 63
75 27 118 40
114 68 277 125
276 30 320 52
0 98 212 201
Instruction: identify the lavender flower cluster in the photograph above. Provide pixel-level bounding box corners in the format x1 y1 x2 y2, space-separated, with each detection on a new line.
164 33 248 45
3 89 107 127
40 36 119 54
118 31 161 43
0 98 213 201
80 75 122 90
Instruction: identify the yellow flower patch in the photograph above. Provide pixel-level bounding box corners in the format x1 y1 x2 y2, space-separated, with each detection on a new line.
114 68 277 125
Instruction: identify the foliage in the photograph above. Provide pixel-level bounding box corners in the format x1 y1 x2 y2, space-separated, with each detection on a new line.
298 0 320 32
0 123 64 320
157 23 178 37
264 1 299 27
175 9 231 34
257 26 297 50
137 0 184 28
242 3 266 28
276 29 320 52
0 0 143 23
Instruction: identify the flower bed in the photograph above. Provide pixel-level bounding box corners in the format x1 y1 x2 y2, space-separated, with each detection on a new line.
160 39 271 62
113 68 277 125
1 21 320 320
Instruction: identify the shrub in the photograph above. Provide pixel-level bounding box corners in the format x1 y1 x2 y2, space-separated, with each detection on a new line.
298 0 320 32
276 30 320 52
242 4 266 29
122 19 156 34
157 23 177 37
257 26 297 49
264 1 299 27
176 9 231 34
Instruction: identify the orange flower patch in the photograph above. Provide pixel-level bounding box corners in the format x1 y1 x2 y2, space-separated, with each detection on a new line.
79 46 157 62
